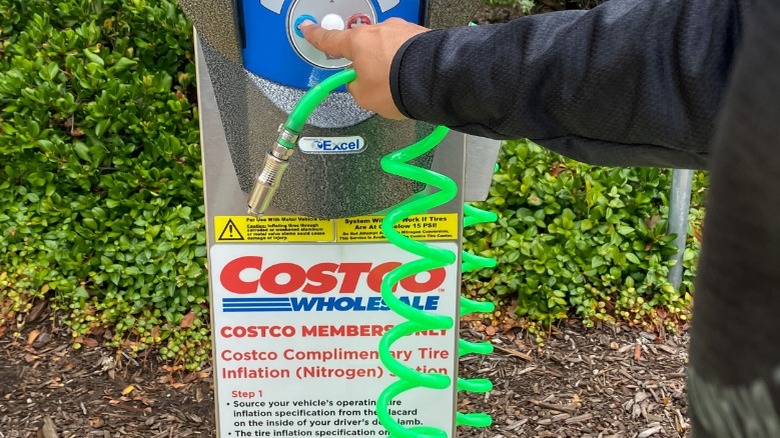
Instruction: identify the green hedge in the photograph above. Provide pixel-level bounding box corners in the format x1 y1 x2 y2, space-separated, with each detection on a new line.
463 140 704 338
0 1 704 368
0 0 210 368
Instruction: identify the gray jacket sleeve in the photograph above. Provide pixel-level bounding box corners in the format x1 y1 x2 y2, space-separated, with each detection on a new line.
389 0 748 169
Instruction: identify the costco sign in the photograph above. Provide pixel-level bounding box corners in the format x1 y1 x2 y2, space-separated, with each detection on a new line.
220 256 447 295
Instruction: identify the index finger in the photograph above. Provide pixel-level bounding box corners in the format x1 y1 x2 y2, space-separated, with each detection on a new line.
300 23 353 60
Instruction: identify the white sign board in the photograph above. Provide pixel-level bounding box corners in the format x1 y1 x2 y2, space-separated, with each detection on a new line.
211 243 459 438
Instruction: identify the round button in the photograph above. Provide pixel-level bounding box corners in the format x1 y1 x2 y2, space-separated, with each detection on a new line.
347 13 372 29
293 14 317 38
321 13 345 31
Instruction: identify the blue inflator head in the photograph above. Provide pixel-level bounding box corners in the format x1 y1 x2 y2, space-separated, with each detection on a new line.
237 0 425 90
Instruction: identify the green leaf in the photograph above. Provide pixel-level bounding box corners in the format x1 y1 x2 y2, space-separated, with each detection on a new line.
113 57 138 73
83 218 98 231
75 287 89 299
178 206 192 220
44 62 60 81
95 119 110 137
580 219 593 231
83 49 105 67
74 142 91 162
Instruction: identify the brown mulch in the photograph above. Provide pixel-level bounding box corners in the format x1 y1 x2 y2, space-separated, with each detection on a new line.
456 320 690 437
0 311 214 438
0 299 689 438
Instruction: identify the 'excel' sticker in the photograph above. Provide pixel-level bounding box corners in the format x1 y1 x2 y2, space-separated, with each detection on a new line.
298 136 366 154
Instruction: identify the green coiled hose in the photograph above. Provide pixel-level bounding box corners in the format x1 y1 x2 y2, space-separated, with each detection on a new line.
280 68 497 437
376 125 458 438
456 204 498 428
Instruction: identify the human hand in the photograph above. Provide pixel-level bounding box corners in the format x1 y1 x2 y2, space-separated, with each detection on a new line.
300 18 429 120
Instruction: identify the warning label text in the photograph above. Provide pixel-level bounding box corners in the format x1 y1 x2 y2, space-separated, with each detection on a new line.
336 214 458 242
214 216 335 243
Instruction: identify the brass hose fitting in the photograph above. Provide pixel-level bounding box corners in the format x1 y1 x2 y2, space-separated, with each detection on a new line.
246 127 297 217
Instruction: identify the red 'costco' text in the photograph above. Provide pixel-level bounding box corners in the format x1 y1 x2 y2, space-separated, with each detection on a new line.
220 257 446 295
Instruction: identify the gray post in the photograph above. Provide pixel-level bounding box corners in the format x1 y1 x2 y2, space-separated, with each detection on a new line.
667 168 694 289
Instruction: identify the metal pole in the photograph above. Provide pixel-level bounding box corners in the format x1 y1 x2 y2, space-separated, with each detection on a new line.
667 168 694 289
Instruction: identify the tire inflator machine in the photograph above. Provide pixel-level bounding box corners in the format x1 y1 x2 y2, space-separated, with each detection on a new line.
180 1 502 436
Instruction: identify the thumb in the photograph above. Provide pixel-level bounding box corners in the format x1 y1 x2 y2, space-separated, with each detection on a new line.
300 22 353 59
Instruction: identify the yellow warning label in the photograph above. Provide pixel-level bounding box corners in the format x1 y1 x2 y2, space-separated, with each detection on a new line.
336 214 459 242
214 216 335 243
218 219 244 241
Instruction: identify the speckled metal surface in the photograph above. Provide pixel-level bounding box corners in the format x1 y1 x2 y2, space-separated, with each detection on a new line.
178 0 242 65
249 74 374 128
200 36 434 219
182 1 468 218
198 38 257 191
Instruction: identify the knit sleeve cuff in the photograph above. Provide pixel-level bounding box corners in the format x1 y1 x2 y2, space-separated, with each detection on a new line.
389 35 421 120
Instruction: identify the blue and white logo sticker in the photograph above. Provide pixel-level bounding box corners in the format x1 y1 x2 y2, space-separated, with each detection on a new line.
298 136 366 154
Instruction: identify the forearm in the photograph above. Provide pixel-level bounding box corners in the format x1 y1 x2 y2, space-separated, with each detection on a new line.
391 0 748 168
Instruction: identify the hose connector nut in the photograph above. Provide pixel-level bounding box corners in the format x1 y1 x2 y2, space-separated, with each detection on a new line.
247 132 297 218
272 142 294 160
